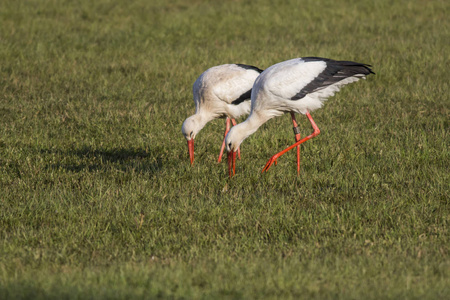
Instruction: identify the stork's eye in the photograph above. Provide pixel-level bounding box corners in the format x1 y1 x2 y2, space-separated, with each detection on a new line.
228 142 232 148
190 131 194 138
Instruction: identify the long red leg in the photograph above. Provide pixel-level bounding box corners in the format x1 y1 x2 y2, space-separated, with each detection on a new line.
218 117 231 163
290 112 301 175
231 118 241 160
262 111 320 173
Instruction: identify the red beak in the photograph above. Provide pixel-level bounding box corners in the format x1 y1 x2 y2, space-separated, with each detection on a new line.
227 150 236 178
187 139 194 165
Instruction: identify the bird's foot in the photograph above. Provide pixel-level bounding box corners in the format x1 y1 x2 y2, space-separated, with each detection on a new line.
262 154 279 173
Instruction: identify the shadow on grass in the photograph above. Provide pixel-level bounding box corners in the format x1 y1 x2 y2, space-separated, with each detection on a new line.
43 146 166 175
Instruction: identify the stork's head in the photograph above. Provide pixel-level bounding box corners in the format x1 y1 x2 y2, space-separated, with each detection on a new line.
181 114 206 165
225 127 241 154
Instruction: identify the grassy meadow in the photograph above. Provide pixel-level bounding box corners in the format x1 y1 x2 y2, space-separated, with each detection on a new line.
0 0 449 298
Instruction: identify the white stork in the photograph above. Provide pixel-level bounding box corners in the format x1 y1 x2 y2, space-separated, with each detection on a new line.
225 57 374 177
182 64 263 164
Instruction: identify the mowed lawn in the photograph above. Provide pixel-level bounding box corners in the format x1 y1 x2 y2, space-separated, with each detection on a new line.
0 0 448 299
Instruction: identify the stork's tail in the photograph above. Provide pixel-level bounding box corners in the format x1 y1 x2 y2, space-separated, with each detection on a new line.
335 60 375 76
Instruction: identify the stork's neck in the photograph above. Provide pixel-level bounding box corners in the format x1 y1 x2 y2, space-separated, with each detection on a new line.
226 100 251 119
195 111 216 129
232 111 267 148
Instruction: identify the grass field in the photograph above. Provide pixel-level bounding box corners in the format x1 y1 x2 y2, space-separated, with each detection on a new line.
0 0 449 298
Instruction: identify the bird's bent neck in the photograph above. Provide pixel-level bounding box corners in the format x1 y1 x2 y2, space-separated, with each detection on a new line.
231 112 267 150
226 100 251 119
196 110 217 126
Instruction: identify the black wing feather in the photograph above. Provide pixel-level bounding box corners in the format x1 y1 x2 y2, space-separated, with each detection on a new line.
235 64 264 73
291 58 374 100
229 64 264 105
231 89 252 105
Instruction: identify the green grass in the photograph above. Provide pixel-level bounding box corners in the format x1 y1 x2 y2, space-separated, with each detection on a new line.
0 0 449 298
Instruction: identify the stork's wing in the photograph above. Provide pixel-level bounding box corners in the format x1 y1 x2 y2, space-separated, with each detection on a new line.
291 58 374 100
265 58 374 100
212 64 262 105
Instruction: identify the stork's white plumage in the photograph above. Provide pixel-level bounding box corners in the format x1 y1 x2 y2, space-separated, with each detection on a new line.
182 64 263 164
226 57 374 177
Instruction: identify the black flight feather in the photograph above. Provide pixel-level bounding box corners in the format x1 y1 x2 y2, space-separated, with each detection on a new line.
231 89 252 105
235 64 264 74
291 57 374 100
230 64 264 105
